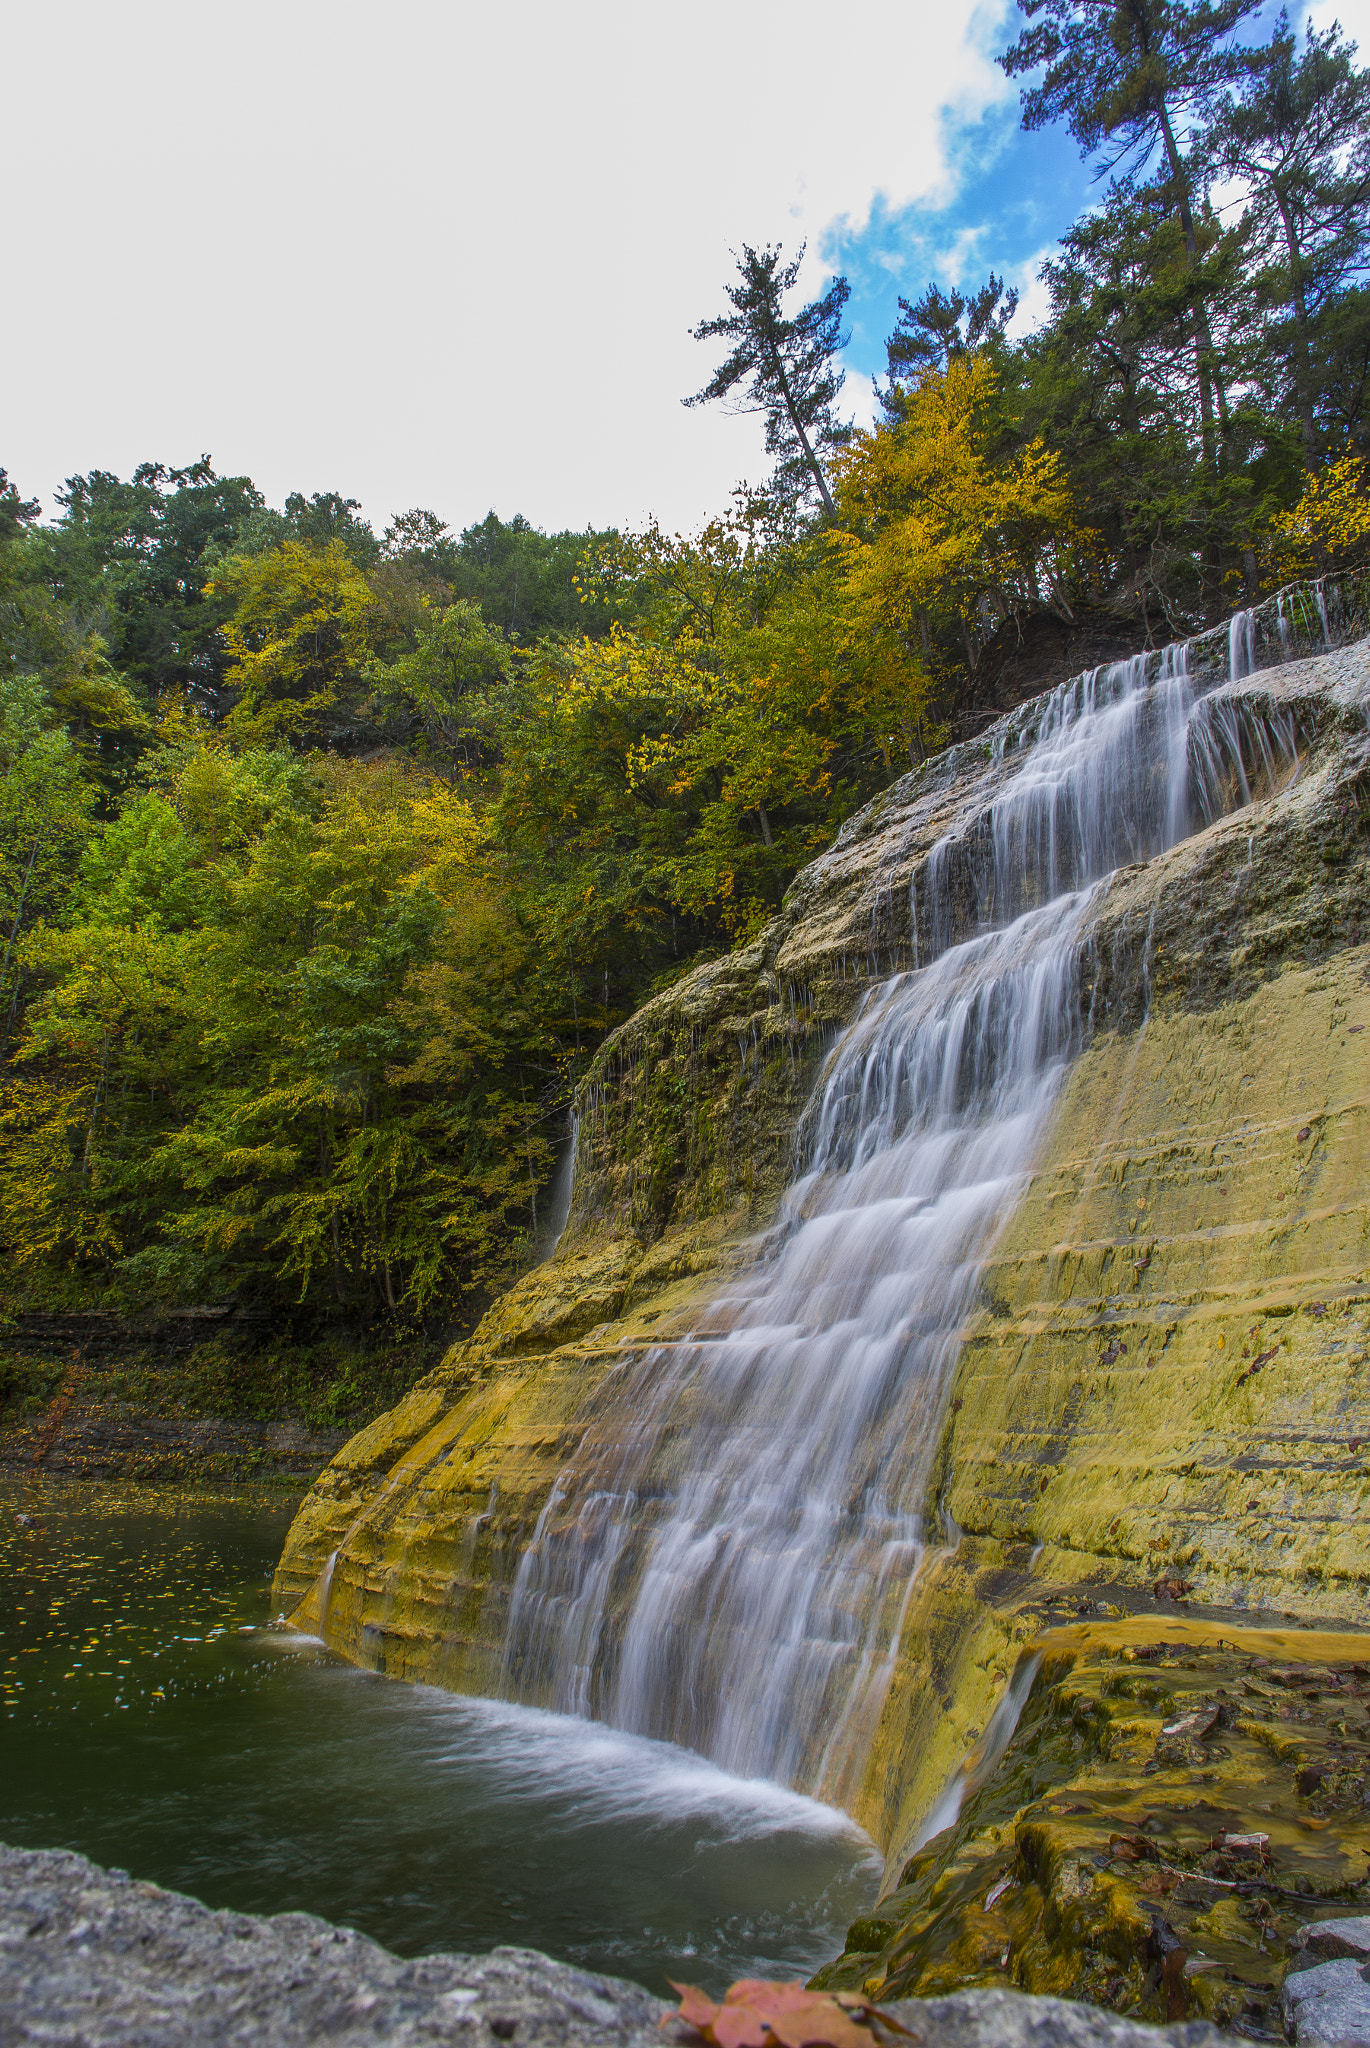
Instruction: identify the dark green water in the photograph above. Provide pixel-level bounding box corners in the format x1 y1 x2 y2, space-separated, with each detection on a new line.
0 1477 879 1996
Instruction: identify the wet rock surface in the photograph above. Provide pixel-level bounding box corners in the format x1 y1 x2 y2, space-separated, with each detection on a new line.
0 1844 1229 2048
0 1843 667 2047
818 1621 1370 2035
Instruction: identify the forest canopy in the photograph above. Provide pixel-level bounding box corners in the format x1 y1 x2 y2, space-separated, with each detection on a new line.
2 0 1368 1350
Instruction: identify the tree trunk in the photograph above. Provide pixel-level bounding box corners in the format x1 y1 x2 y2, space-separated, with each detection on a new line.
0 832 43 1060
767 336 839 520
1156 101 1222 480
1275 185 1320 472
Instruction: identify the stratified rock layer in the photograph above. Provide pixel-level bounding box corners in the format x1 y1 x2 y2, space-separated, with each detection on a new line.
274 590 1370 1890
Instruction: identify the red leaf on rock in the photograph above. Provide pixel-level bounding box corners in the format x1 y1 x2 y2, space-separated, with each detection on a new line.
713 2003 774 2048
669 1983 725 2036
666 1978 915 2048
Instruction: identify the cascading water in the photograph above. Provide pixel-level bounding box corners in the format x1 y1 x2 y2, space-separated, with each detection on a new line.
499 634 1296 1803
1229 607 1256 683
535 1111 580 1261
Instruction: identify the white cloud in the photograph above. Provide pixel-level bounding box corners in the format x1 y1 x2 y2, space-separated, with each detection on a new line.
1304 0 1370 40
1005 247 1058 337
3 0 1016 534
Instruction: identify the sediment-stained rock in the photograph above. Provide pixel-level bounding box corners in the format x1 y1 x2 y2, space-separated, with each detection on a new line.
816 1618 1370 2033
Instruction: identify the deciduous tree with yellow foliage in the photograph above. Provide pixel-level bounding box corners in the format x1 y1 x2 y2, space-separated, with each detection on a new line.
832 353 1086 686
213 540 379 746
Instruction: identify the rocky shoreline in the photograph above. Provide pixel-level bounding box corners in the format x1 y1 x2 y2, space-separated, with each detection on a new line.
0 1395 348 1486
0 1842 1235 2047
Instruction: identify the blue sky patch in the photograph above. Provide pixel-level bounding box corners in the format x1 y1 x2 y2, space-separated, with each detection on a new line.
821 107 1096 393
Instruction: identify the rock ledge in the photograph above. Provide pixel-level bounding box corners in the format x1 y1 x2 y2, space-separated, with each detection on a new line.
0 1843 1226 2047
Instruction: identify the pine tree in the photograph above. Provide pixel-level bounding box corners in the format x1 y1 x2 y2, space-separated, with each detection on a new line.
685 244 852 521
880 276 1020 418
1211 11 1370 467
1000 0 1259 479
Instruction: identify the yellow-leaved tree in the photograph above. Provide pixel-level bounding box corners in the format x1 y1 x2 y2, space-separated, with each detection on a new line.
212 540 379 745
1263 452 1370 582
832 353 1085 694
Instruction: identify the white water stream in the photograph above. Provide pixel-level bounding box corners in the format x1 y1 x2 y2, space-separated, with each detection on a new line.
500 629 1294 1802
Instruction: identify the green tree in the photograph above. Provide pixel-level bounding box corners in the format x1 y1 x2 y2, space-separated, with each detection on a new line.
1016 173 1255 622
880 275 1020 416
365 599 510 777
1001 0 1260 480
1 745 555 1327
383 509 621 643
213 541 379 746
0 676 96 1059
686 244 853 520
1211 12 1370 467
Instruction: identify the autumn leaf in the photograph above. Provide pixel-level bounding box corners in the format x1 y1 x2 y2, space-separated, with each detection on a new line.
665 1977 915 2048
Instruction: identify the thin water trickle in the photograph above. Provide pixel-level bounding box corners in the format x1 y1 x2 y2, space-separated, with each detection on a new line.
499 636 1298 1804
537 1112 579 1260
1229 608 1256 682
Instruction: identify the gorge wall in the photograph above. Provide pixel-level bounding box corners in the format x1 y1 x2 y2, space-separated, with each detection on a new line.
274 575 1370 1887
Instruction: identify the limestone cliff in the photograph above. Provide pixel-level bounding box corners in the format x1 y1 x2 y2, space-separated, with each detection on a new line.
274 575 1370 1888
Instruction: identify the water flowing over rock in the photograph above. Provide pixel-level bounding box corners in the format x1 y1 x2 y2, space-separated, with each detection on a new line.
497 636 1299 1802
274 572 1370 1897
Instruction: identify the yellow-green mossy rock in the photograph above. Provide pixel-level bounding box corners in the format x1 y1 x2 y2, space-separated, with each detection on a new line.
815 1619 1370 2035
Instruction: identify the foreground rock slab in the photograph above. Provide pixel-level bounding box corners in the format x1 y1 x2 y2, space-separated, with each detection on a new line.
0 1844 665 2047
1283 1955 1370 2043
0 1844 1226 2048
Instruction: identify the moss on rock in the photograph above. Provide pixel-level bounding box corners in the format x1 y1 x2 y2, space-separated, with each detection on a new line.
816 1619 1370 2036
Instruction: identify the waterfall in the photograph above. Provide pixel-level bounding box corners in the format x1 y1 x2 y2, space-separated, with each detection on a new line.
498 641 1297 1801
1229 607 1256 682
535 1112 580 1261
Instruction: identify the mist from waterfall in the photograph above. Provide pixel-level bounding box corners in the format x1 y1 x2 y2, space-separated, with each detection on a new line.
499 629 1294 1800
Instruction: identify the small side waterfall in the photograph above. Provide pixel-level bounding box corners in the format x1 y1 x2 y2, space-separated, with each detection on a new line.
534 1112 580 1261
1229 607 1256 683
498 634 1298 1801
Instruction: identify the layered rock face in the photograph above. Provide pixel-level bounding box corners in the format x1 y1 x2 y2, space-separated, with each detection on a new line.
274 579 1370 1892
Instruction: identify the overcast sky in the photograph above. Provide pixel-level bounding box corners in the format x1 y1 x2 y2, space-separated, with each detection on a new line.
6 0 1368 539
